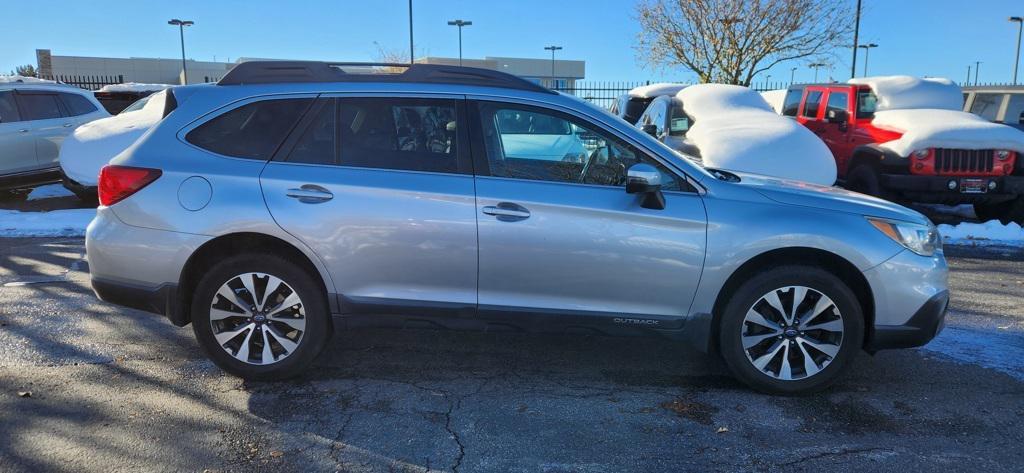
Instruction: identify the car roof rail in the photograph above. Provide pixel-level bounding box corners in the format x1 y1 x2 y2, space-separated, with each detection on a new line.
216 60 555 94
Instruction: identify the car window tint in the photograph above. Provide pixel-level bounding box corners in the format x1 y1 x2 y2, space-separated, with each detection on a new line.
1003 93 1024 125
856 90 878 119
0 91 19 123
826 92 849 116
969 93 1004 121
186 98 313 160
478 102 684 191
59 92 98 116
336 97 458 173
17 93 63 120
288 99 338 165
668 102 690 136
802 91 822 118
782 89 803 116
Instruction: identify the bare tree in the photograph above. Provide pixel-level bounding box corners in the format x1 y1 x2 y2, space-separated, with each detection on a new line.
636 0 853 85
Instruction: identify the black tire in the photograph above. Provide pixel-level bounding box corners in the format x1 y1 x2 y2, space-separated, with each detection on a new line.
845 164 884 198
718 265 864 395
974 199 1024 225
191 254 332 381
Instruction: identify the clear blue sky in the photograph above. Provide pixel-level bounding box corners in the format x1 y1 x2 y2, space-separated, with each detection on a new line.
2 0 1022 85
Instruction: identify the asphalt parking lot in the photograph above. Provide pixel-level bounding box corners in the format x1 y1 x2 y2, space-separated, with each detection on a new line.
0 234 1021 472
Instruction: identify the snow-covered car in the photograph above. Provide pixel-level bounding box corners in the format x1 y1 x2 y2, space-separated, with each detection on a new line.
608 83 687 124
0 76 109 195
760 89 787 114
634 94 695 155
94 82 172 114
645 84 837 186
784 76 1024 223
59 89 171 201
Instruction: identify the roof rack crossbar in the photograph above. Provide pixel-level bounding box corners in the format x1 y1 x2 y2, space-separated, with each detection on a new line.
217 60 554 94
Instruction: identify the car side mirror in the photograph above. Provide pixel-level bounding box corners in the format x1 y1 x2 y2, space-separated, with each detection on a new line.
625 163 666 210
826 109 848 124
641 124 658 137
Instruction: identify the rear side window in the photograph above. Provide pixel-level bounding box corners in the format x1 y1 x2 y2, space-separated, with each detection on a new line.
335 97 459 173
802 91 822 119
59 92 98 116
0 91 19 123
781 88 803 116
17 93 64 120
287 99 338 166
186 98 313 160
969 93 1005 121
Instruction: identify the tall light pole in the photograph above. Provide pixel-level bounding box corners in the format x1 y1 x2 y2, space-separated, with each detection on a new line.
851 0 862 79
809 63 827 82
1011 17 1023 84
408 0 414 63
790 66 797 84
167 19 194 85
966 65 972 85
858 43 878 77
447 19 472 66
975 60 982 85
544 45 562 87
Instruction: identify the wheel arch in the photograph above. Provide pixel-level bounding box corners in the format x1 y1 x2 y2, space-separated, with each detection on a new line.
707 247 875 355
172 232 333 326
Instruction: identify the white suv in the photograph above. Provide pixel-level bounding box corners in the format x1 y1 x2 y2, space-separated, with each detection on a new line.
0 79 109 194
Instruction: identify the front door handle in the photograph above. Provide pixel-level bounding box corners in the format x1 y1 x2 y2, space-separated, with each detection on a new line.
482 202 531 221
286 184 333 203
18 129 28 133
63 123 73 128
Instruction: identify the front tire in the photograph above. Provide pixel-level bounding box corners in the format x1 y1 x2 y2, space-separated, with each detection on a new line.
718 266 864 395
191 254 332 380
845 164 884 198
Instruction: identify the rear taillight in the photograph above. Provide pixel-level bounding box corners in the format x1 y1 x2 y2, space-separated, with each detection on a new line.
98 165 162 206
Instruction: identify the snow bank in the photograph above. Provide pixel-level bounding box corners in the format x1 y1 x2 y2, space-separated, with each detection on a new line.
97 82 172 93
759 89 787 114
0 75 55 84
848 75 1024 156
59 90 167 186
677 84 837 186
629 83 687 99
938 220 1024 246
26 184 73 201
0 209 95 237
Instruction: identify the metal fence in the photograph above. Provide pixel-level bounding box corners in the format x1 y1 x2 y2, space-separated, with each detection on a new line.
553 80 794 109
38 74 124 91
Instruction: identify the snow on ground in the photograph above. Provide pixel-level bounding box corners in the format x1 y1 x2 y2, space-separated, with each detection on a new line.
759 89 787 114
939 220 1024 246
26 184 73 201
59 90 168 186
676 84 837 186
0 209 95 237
848 75 1024 156
923 326 1024 381
97 82 172 93
629 83 687 99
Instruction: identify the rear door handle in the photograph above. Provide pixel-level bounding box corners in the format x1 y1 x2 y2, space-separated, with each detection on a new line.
482 202 531 221
18 129 28 133
286 184 333 203
63 123 73 128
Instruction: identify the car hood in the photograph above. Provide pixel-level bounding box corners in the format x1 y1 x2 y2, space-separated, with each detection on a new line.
732 172 930 225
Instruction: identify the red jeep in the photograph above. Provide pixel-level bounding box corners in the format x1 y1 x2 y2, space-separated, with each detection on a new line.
782 83 1024 223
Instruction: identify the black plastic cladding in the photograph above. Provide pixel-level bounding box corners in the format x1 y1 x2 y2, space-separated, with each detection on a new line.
216 61 556 94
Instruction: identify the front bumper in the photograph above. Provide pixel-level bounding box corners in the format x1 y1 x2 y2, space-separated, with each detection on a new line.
881 173 1024 204
866 290 948 351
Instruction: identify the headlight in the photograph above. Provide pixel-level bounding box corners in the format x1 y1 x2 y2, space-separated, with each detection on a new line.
867 217 941 256
996 150 1011 160
913 149 930 159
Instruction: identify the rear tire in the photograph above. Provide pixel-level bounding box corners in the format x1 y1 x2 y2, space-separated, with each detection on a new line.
191 254 332 381
974 198 1024 225
718 265 864 395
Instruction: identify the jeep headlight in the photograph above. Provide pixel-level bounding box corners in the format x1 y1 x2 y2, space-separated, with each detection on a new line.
867 217 941 256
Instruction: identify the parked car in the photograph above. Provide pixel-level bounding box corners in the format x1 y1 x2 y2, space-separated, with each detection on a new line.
93 83 171 114
783 76 1024 224
87 61 948 394
639 84 837 186
608 83 687 124
59 89 173 202
0 78 109 194
962 86 1024 131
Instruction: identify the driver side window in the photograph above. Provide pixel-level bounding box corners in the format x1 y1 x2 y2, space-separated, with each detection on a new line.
477 102 683 191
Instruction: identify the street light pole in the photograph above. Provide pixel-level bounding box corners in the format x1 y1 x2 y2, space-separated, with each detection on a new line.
1011 17 1023 84
408 0 414 63
809 63 827 82
967 65 972 85
544 45 562 87
447 20 472 66
790 66 797 85
858 43 878 77
975 60 982 85
851 0 862 79
167 19 194 85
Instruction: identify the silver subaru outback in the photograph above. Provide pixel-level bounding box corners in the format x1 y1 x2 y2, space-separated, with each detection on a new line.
86 62 948 394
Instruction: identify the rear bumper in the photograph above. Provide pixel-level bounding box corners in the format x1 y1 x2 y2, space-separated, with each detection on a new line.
881 174 1024 203
59 168 97 197
92 277 181 322
866 290 949 351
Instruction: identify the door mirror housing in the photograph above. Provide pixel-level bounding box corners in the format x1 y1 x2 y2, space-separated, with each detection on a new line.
625 163 666 210
826 109 849 124
641 123 658 137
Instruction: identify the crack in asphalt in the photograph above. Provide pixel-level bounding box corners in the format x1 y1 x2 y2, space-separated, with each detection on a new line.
777 447 894 467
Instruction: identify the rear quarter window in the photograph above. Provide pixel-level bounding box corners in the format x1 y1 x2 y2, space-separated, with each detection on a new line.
781 88 803 116
186 98 313 160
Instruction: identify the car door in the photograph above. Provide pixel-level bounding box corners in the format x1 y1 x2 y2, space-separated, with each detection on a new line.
0 89 37 175
821 88 854 172
260 95 479 314
470 99 707 325
15 90 70 167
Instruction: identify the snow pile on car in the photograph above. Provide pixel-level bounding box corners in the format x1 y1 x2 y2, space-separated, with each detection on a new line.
759 89 787 114
629 82 687 98
677 84 837 185
59 90 168 187
849 76 1024 156
97 82 173 93
0 75 55 84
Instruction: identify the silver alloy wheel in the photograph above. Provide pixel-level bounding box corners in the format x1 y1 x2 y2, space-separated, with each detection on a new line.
209 272 306 366
741 286 844 381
